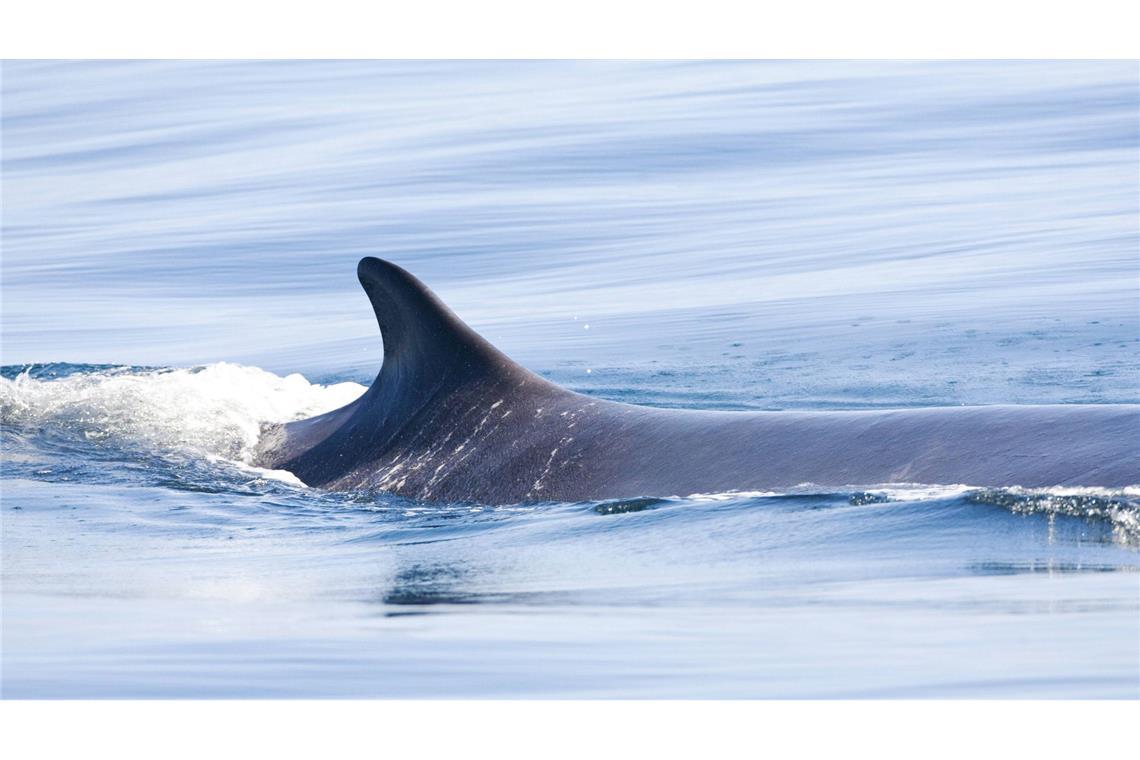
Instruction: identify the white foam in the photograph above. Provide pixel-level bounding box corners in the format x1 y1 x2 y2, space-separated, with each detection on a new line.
869 483 977 501
0 363 366 464
209 454 310 487
682 483 975 503
683 490 782 501
680 483 1140 505
996 485 1140 499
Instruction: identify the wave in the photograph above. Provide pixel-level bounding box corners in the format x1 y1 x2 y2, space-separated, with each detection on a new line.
582 483 1139 546
965 486 1140 544
0 362 365 463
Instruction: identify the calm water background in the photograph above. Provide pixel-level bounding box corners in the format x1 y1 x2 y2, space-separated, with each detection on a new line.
2 60 1138 698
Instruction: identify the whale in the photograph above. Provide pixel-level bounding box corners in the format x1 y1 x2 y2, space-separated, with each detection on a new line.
254 257 1140 504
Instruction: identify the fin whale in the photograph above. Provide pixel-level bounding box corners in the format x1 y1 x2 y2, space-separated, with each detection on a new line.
254 257 1139 504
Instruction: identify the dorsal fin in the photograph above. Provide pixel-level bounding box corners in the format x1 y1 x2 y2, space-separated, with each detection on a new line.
272 257 546 486
356 256 530 393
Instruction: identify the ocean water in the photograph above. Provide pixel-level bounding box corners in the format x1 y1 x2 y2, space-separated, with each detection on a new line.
2 60 1138 698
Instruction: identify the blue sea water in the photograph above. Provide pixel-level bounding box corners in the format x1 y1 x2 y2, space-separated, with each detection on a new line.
1 60 1138 698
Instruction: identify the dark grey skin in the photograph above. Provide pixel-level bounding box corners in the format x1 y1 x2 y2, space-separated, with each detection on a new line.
254 257 1139 504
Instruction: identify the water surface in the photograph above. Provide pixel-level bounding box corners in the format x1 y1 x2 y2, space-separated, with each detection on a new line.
2 61 1138 698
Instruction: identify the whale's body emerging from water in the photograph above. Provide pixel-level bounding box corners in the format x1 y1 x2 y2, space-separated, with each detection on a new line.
255 258 1139 504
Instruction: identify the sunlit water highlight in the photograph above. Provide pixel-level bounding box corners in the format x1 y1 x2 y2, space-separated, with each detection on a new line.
2 61 1138 697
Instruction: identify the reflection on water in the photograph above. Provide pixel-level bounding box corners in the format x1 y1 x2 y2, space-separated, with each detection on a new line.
968 561 1135 576
381 562 482 607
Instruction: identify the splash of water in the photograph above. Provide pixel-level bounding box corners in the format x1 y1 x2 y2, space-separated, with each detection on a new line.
0 362 365 463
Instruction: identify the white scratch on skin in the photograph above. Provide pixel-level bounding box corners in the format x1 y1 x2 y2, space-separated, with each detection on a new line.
375 398 517 499
422 399 507 494
376 421 460 494
375 460 407 490
529 436 573 496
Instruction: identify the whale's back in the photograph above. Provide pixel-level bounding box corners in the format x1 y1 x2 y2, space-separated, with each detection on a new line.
255 258 1140 504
